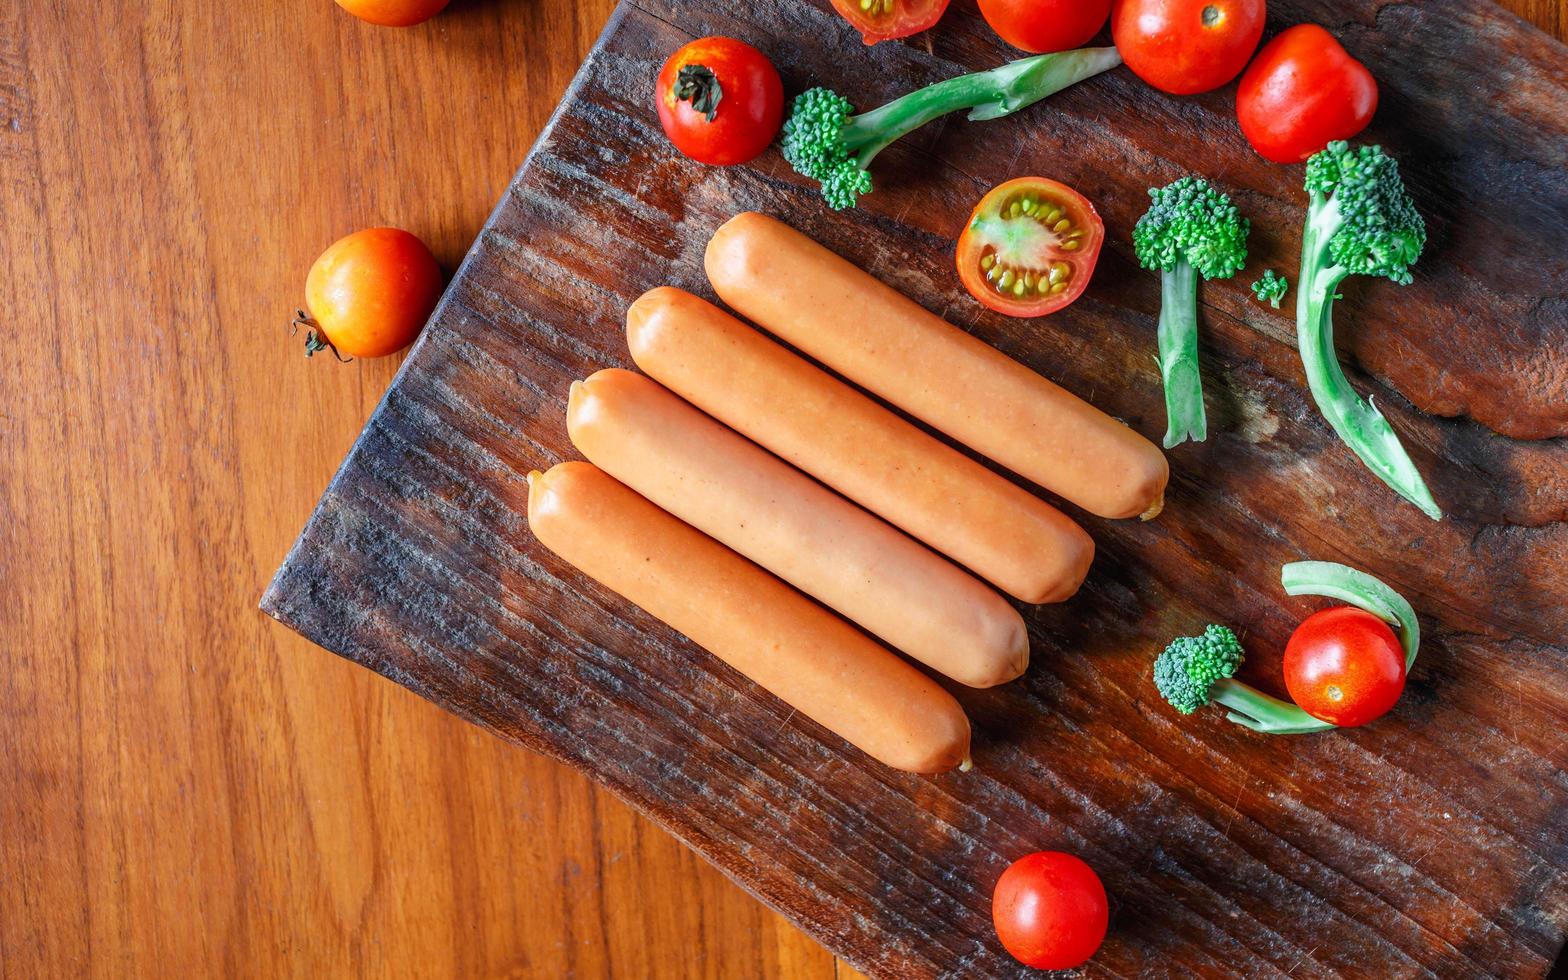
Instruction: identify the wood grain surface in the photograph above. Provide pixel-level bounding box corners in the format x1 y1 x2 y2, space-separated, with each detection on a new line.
1 1 1563 979
258 0 1568 975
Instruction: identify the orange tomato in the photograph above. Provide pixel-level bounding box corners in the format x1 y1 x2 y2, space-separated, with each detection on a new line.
333 0 449 27
301 228 442 359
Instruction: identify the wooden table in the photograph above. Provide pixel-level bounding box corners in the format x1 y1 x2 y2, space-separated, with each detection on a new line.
1 1 1562 976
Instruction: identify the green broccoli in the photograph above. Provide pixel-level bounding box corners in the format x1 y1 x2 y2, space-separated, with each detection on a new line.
1251 269 1288 308
1297 141 1440 519
1131 177 1250 449
1153 624 1334 734
780 48 1121 210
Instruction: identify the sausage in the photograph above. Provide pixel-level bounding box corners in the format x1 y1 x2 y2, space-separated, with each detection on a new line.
567 368 1028 688
626 286 1094 604
704 211 1169 521
526 462 972 773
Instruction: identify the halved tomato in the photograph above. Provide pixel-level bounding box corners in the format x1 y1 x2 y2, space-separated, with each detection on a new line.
828 0 950 44
956 177 1103 318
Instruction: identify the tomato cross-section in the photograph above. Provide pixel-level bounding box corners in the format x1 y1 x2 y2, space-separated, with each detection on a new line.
828 0 950 44
956 177 1104 318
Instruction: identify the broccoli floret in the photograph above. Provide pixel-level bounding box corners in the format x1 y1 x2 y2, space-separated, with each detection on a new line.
1132 177 1250 449
1251 269 1288 308
780 47 1122 210
1296 142 1440 519
1304 142 1426 284
1153 625 1244 713
1152 624 1334 734
779 89 870 211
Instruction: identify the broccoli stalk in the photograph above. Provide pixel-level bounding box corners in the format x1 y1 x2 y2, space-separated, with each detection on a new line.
1153 625 1332 734
1153 561 1421 734
1251 269 1288 308
1297 142 1440 519
1132 177 1250 449
1282 560 1420 671
780 48 1121 210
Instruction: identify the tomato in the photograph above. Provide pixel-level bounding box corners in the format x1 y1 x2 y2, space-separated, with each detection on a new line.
1111 0 1265 95
978 0 1110 54
956 178 1103 318
298 228 442 359
992 851 1108 970
828 0 949 44
656 38 783 166
333 0 448 27
1236 24 1378 163
1283 606 1406 727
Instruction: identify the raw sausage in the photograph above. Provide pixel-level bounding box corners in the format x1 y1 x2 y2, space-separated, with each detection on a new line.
526 462 973 773
625 286 1093 604
567 368 1028 687
704 211 1169 520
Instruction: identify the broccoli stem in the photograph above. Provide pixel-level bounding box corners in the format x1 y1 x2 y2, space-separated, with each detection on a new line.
1211 679 1336 734
1156 260 1206 449
1298 193 1442 520
841 47 1121 171
1282 560 1420 670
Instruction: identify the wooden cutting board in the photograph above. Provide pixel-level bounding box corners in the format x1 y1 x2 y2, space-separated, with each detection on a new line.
261 0 1568 975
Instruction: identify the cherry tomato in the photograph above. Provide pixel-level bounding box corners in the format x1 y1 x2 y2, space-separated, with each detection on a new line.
656 38 783 166
956 177 1103 318
992 851 1108 970
978 0 1111 54
828 0 950 44
1111 0 1265 95
1236 24 1378 163
333 0 448 27
1283 606 1406 727
300 228 442 359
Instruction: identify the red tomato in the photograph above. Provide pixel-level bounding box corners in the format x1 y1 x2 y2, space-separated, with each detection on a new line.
1111 0 1265 95
992 851 1108 970
656 38 783 166
300 228 442 359
334 0 448 27
1283 606 1406 727
1236 24 1378 163
978 0 1111 54
956 177 1103 318
828 0 950 44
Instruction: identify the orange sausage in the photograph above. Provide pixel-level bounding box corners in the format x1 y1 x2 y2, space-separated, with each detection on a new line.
526 462 972 773
626 287 1093 604
568 368 1028 688
704 211 1169 521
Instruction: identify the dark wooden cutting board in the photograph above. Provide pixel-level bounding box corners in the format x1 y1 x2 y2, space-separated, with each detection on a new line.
261 0 1568 974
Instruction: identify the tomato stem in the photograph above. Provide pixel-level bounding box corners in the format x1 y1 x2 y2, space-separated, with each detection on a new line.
672 64 723 123
291 310 352 362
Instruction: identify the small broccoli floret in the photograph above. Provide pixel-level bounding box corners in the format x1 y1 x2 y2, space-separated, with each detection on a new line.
778 48 1121 210
1153 625 1244 714
1132 177 1250 449
1251 269 1288 308
779 89 870 211
1152 624 1333 734
1296 142 1439 519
